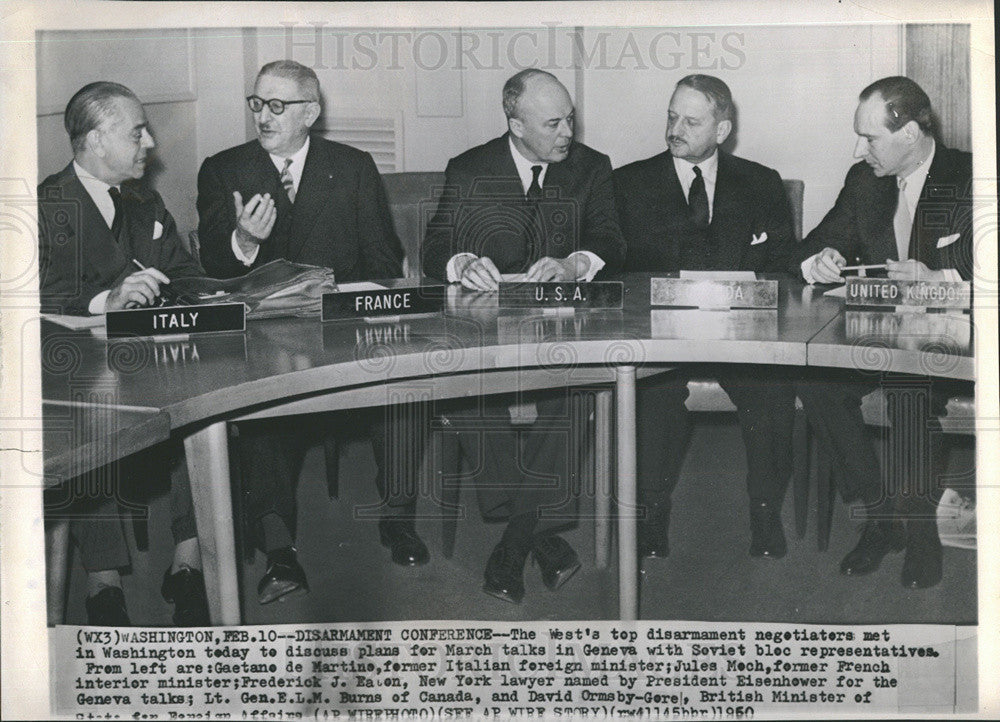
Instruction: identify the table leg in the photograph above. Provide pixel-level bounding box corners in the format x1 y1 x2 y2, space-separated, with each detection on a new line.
594 390 613 569
184 421 240 626
616 366 638 621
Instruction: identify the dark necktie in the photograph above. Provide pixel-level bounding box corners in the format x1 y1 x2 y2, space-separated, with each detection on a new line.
688 165 710 230
523 165 545 266
108 186 127 247
527 164 543 201
280 158 296 203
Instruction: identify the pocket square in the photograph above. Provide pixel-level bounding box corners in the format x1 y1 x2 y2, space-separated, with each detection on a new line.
153 221 164 240
936 233 960 249
751 232 767 245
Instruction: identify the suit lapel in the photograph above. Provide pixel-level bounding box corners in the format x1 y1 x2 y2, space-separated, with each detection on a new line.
710 153 743 269
64 166 131 273
286 138 328 261
866 177 899 263
910 147 960 268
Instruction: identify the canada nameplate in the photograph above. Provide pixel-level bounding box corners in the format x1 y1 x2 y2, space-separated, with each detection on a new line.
845 278 971 309
650 278 778 309
497 281 623 309
105 302 246 338
322 286 446 321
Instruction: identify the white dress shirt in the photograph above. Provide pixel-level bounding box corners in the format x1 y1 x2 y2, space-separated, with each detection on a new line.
232 136 311 266
445 136 605 282
801 140 959 283
671 149 719 222
74 161 118 314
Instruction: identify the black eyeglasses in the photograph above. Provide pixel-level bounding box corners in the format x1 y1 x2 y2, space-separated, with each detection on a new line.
246 95 314 115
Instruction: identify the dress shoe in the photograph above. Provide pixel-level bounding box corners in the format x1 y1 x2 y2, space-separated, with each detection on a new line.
639 500 670 558
161 566 210 626
532 535 581 591
840 519 904 575
482 542 529 604
85 586 130 626
257 547 309 604
749 501 787 559
379 518 430 566
901 520 943 589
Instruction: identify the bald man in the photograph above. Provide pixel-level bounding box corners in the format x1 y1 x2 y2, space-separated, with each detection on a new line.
422 69 625 604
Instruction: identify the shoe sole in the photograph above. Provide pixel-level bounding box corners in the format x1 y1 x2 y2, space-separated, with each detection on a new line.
542 561 582 591
258 580 309 605
482 584 523 604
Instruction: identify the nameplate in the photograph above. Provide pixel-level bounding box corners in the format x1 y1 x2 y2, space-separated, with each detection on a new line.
497 282 623 309
845 278 971 309
322 286 445 321
105 303 245 338
650 278 778 309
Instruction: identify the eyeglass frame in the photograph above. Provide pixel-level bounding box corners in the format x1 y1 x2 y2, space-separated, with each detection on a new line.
246 95 316 115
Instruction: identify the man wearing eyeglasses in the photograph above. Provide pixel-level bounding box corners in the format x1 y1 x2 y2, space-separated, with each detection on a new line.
196 60 425 606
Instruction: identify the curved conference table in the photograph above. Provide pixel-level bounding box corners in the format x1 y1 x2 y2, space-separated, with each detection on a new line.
42 273 974 625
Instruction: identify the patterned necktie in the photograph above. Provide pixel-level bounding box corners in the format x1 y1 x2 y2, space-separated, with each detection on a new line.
893 177 912 261
108 186 127 247
688 165 710 229
280 158 296 203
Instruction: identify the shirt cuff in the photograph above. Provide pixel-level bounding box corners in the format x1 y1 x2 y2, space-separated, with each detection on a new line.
446 253 477 283
800 253 821 284
941 268 962 282
231 231 260 266
570 251 604 282
89 290 111 315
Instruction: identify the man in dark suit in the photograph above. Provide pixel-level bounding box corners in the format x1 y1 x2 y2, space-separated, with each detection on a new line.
794 76 973 588
197 60 426 604
614 74 797 561
422 69 625 603
38 81 208 625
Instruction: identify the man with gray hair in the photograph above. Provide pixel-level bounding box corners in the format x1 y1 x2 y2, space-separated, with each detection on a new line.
197 60 425 605
38 81 208 625
614 74 797 562
422 68 625 604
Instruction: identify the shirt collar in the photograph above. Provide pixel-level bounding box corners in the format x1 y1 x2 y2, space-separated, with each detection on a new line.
73 160 115 190
671 148 719 184
508 135 549 193
269 135 311 171
897 139 935 200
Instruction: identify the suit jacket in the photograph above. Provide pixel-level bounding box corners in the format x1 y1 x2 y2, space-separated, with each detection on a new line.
197 136 403 281
794 144 973 280
421 134 625 280
613 150 795 273
38 163 203 314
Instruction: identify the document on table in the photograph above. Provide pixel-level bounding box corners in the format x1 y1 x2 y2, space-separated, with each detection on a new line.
41 313 106 330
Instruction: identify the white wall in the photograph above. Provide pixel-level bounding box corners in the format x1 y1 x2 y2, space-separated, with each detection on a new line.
579 25 902 233
36 29 247 238
36 24 902 238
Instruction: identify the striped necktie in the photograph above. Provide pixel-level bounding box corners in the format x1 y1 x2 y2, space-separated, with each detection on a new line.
280 158 296 203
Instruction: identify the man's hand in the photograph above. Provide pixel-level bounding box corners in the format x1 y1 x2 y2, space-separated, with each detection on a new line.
525 255 584 283
233 191 276 253
886 259 945 282
106 267 170 311
808 247 847 284
456 255 502 291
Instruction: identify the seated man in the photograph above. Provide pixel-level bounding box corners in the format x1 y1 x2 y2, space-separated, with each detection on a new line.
614 74 797 560
197 60 427 604
38 81 208 625
793 76 973 588
422 69 625 603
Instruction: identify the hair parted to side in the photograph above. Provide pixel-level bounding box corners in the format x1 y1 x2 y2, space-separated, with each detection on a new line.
257 59 322 102
859 76 934 135
502 68 560 119
64 81 138 154
675 74 734 122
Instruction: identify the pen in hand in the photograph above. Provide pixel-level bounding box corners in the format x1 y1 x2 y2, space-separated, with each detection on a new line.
131 259 196 305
